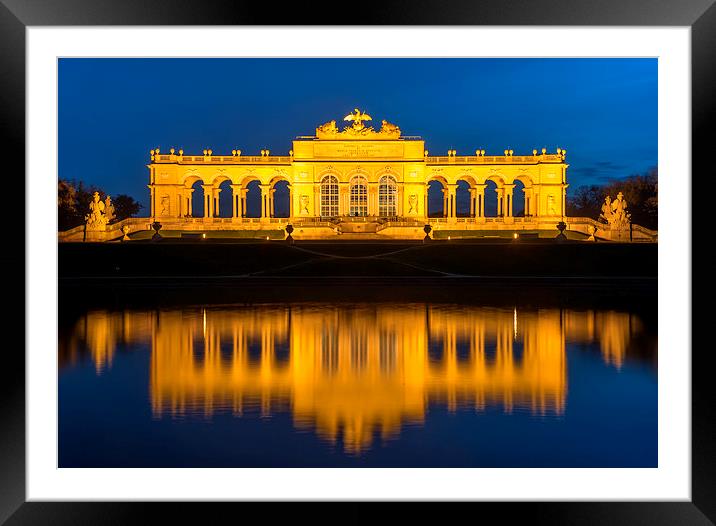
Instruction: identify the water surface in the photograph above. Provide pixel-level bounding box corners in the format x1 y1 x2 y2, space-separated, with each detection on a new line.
59 302 657 467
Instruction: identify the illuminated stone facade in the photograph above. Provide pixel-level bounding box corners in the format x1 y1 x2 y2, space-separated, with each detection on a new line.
146 110 570 238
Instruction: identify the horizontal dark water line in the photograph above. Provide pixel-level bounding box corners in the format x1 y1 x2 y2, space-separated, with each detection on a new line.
58 276 657 326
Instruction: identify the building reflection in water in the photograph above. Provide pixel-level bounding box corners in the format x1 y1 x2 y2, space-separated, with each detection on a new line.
59 304 646 454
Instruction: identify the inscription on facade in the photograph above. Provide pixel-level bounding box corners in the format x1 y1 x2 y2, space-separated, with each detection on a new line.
313 142 404 159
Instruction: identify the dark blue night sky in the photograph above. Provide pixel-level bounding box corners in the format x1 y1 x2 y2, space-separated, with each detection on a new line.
59 58 657 210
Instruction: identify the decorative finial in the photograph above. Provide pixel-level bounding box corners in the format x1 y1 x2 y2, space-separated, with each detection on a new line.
424 150 429 157
170 148 175 154
542 148 547 154
179 149 183 156
207 149 212 156
203 149 208 155
533 149 537 156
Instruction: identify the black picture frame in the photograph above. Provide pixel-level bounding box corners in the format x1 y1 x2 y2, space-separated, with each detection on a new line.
2 0 707 523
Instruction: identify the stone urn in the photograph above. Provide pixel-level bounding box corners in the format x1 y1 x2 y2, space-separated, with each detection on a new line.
555 221 567 242
423 223 432 242
285 223 295 244
121 224 131 241
151 221 162 241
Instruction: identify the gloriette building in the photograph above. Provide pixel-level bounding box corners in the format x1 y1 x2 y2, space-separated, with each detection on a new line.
59 109 658 241
146 109 569 238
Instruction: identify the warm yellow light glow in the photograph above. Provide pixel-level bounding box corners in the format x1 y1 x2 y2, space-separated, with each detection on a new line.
61 305 646 452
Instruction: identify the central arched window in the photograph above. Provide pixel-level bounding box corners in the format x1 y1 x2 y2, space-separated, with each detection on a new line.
378 175 398 217
320 175 339 217
349 175 368 216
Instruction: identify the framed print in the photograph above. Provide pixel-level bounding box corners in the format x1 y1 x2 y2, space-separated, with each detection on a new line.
2 0 710 523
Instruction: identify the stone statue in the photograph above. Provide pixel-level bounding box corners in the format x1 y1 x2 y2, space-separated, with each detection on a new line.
121 224 131 241
160 195 170 215
316 111 401 140
316 120 338 138
300 194 310 215
104 196 115 223
408 194 418 214
380 120 401 137
600 192 631 229
344 108 372 130
85 191 108 231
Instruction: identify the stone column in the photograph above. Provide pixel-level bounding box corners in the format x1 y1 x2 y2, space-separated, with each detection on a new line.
148 184 155 219
187 188 194 217
287 185 294 219
270 187 276 217
368 184 378 216
447 184 458 219
474 184 486 219
241 188 249 218
503 184 515 217
202 185 213 218
339 183 349 217
259 184 270 219
230 184 242 218
213 188 222 217
469 189 476 217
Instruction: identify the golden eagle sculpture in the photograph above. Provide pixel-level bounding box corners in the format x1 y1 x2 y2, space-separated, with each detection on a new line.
343 108 372 129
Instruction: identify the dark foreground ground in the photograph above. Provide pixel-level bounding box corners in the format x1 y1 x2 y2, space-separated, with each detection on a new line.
59 239 657 321
60 239 656 279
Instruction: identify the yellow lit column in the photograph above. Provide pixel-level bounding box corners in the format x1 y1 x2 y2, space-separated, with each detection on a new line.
241 188 249 218
447 184 458 219
496 187 504 217
368 183 378 216
270 187 276 217
339 183 349 217
202 185 213 218
259 184 270 219
503 184 515 222
314 183 321 217
186 188 194 217
148 184 155 219
474 184 486 221
213 188 221 217
230 184 242 218
532 185 540 217
469 189 476 217
523 187 533 217
287 184 294 219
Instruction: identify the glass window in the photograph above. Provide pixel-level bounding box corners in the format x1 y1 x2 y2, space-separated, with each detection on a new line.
320 175 339 217
349 176 368 217
378 175 397 217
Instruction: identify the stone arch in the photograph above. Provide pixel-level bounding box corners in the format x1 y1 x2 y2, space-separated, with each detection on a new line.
269 176 291 218
511 174 535 217
455 174 478 217
189 179 205 217
483 175 506 217
426 175 448 218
